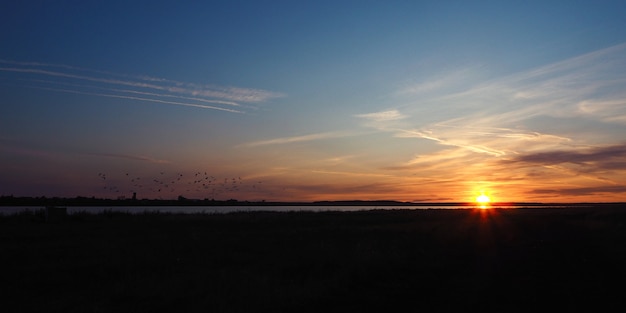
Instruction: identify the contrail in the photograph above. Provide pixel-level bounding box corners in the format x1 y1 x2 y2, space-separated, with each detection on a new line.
0 60 285 112
27 85 244 113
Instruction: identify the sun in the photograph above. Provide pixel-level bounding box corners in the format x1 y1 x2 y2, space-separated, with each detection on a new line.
476 194 491 204
475 193 491 209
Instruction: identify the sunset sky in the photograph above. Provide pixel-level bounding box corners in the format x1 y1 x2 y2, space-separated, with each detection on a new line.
2 1 626 203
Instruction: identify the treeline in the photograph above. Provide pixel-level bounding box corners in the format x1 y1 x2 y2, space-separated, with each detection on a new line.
3 195 616 207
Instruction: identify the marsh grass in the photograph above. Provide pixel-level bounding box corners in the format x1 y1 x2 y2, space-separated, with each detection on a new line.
1 207 625 312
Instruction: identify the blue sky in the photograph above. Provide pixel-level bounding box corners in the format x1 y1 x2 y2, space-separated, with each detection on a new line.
2 1 626 202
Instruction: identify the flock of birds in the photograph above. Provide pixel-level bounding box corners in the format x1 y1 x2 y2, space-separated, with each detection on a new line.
97 171 264 199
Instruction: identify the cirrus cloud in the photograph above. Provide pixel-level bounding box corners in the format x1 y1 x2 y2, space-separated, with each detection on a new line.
355 109 408 122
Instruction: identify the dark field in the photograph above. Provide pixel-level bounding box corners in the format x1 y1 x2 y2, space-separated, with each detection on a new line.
2 206 626 312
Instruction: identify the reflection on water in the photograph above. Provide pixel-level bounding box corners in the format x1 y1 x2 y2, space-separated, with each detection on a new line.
0 205 573 215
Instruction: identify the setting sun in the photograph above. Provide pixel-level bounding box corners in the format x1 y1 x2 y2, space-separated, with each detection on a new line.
476 194 491 204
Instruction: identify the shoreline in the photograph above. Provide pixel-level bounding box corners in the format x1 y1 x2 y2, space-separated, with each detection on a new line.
3 195 624 207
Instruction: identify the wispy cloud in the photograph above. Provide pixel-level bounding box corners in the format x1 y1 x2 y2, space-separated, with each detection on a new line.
439 43 626 125
24 77 243 107
397 66 485 96
0 59 284 113
310 170 392 178
503 144 626 170
0 141 169 165
532 185 626 196
577 98 626 124
394 128 507 157
240 131 357 147
369 43 626 171
355 109 408 122
29 85 244 113
392 124 573 159
85 152 170 164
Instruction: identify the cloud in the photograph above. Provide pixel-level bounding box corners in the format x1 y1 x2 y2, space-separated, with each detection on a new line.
191 86 284 103
497 144 626 186
240 131 357 147
356 109 408 122
106 87 243 107
310 170 392 178
0 59 284 113
268 181 409 200
397 66 484 96
505 144 626 167
456 43 626 123
0 142 170 164
30 86 244 113
532 185 626 196
357 45 626 168
85 152 170 164
394 128 508 157
394 123 570 157
577 98 626 125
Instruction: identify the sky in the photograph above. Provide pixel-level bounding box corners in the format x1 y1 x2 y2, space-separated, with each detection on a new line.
2 1 626 203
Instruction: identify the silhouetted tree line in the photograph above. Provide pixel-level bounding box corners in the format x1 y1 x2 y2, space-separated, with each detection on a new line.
2 195 615 207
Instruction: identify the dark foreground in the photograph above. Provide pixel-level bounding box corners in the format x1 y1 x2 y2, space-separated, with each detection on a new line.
2 206 625 312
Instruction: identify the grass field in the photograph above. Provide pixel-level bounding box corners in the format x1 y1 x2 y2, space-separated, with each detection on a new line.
1 206 625 312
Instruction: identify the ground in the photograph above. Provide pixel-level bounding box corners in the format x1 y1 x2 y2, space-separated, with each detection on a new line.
1 206 625 312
